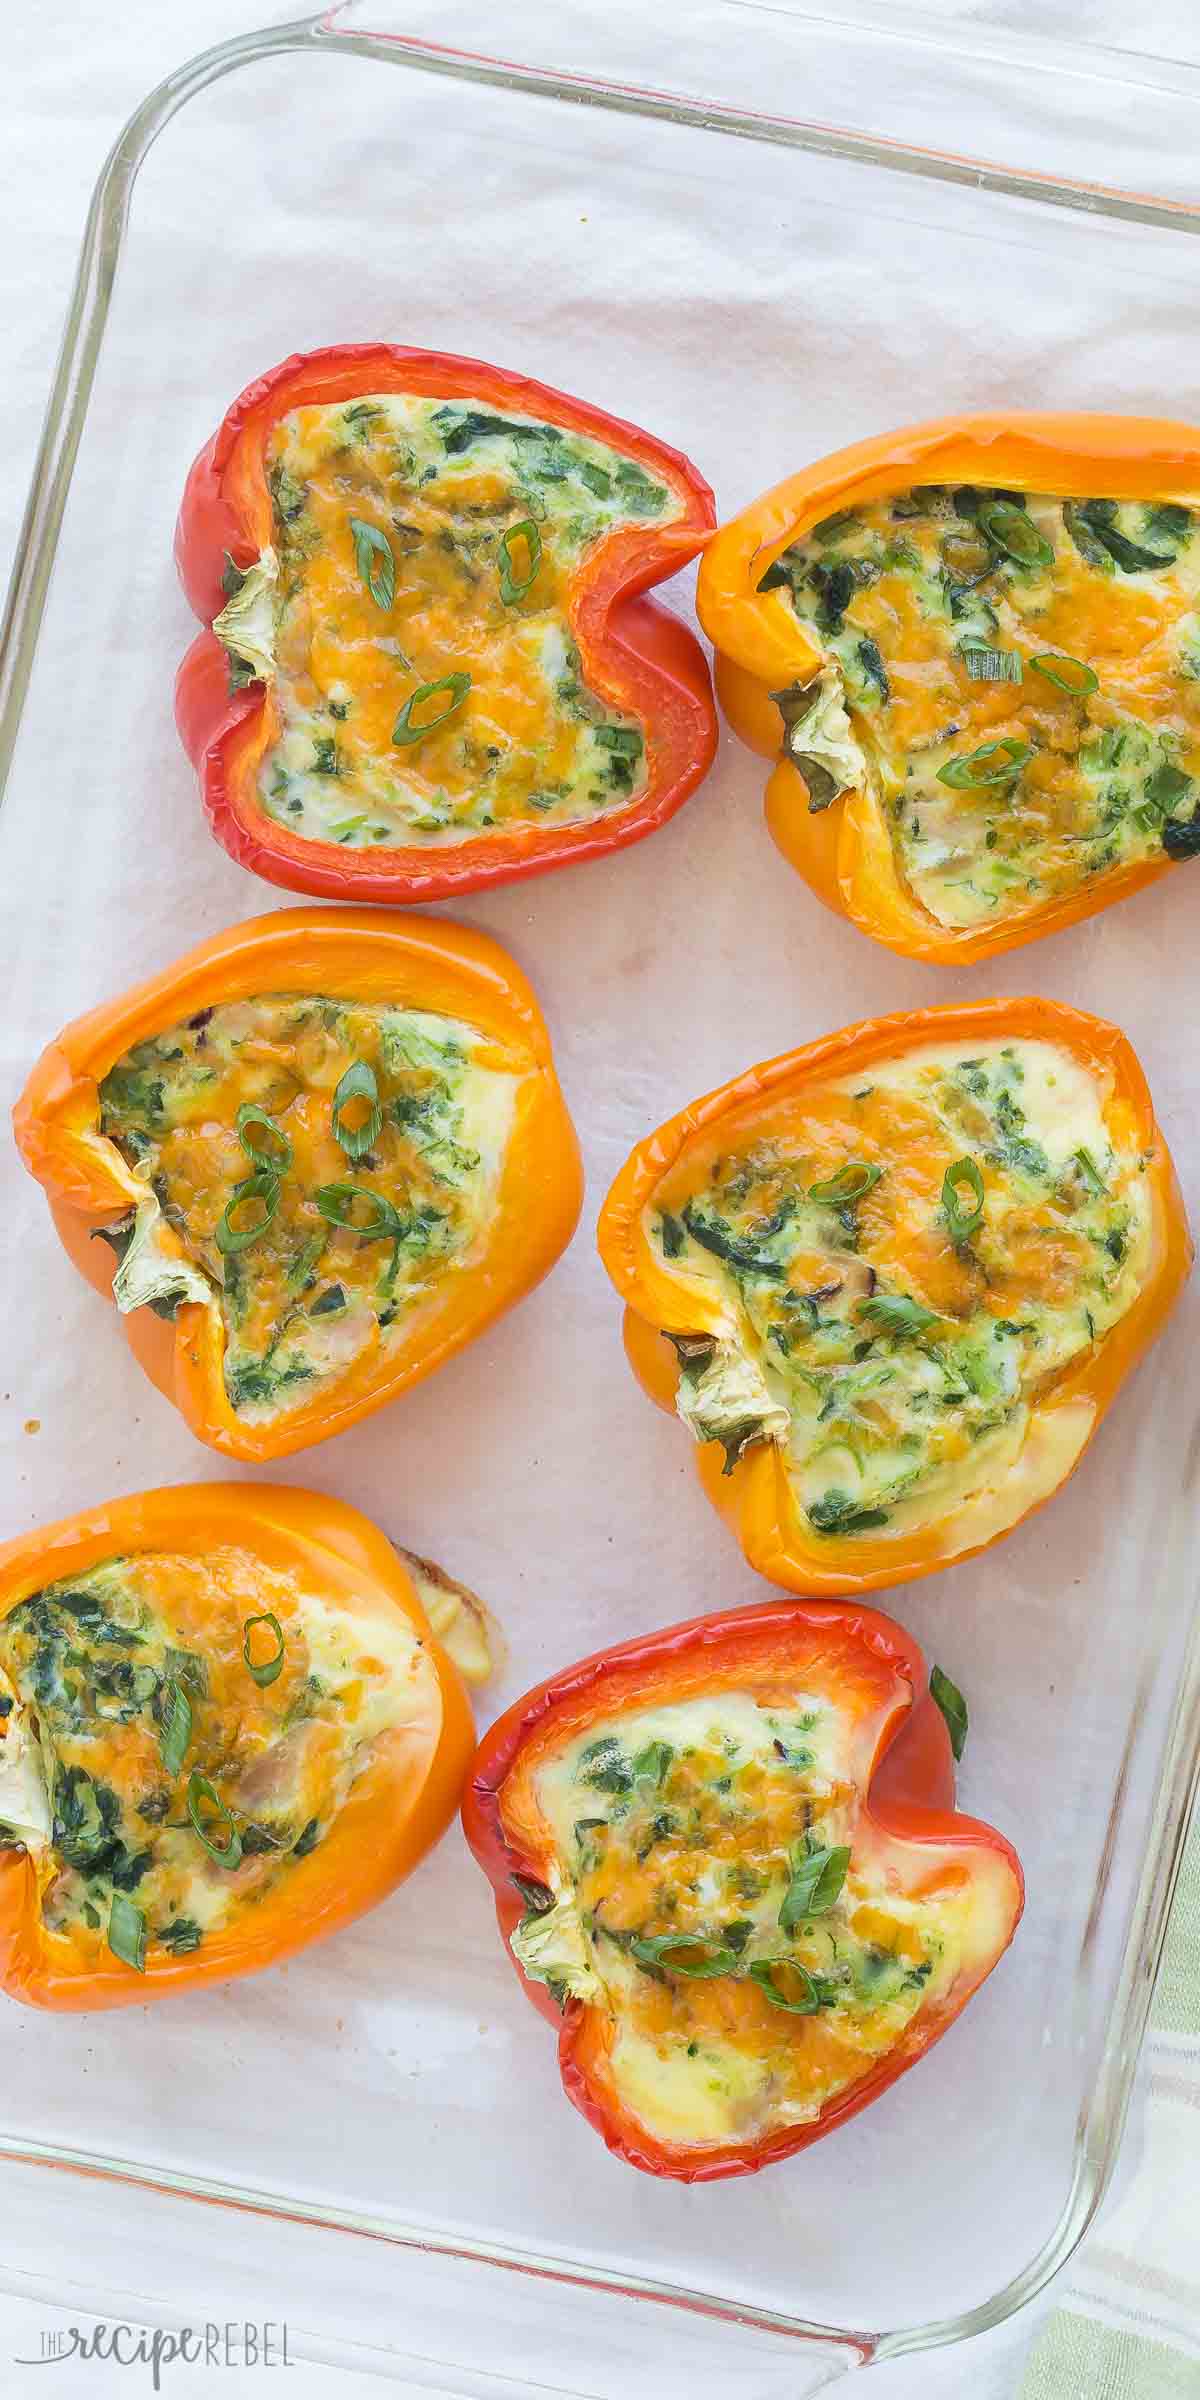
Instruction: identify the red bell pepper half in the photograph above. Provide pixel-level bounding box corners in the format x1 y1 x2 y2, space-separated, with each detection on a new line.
174 344 717 904
464 1599 1023 2181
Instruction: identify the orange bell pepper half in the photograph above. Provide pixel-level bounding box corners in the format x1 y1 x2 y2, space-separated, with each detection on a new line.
464 1597 1022 2180
175 343 717 904
598 997 1190 1596
13 906 581 1462
697 412 1200 960
0 1484 473 2010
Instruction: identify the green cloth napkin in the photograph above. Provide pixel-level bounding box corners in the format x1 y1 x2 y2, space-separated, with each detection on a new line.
1020 1811 1200 2395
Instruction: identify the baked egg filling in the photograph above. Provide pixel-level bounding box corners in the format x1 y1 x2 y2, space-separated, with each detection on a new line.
215 393 682 849
0 1546 435 1969
763 484 1200 927
647 1035 1152 1541
96 993 517 1423
510 1687 1011 2147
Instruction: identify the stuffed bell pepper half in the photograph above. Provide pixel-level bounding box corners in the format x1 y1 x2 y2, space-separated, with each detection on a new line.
464 1598 1022 2179
0 1485 475 2008
598 998 1189 1594
698 412 1200 958
14 908 581 1460
176 344 717 902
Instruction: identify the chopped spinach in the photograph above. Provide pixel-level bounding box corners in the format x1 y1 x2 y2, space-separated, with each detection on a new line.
91 1217 135 1266
512 1873 555 1916
224 1355 316 1412
680 1200 785 1280
98 1057 166 1134
578 1736 634 1796
158 1918 203 1955
1144 502 1191 547
241 1823 287 1856
810 558 856 634
269 464 308 523
806 1490 890 1535
856 637 890 702
51 1765 125 1876
631 1740 674 1788
1072 499 1174 574
1063 502 1114 573
1163 812 1200 860
658 1211 685 1259
309 1283 347 1317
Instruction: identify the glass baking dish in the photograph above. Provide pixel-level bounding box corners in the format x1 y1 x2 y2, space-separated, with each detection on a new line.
2 3 1200 2388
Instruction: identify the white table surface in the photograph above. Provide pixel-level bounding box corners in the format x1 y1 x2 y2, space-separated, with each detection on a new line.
0 5 1192 2395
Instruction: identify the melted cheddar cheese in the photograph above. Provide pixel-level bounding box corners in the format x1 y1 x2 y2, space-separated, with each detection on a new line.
765 486 1200 927
648 1034 1151 1538
510 1686 1010 2148
97 995 516 1423
0 1545 435 1969
217 394 681 849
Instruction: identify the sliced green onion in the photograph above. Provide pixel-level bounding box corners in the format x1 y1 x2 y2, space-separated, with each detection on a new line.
779 1842 851 1930
856 1292 940 1339
215 1170 280 1255
1072 1146 1107 1196
392 672 471 747
977 500 1054 568
1145 763 1192 813
236 1103 293 1175
748 1958 822 2014
348 514 395 610
286 1231 327 1293
1029 651 1099 697
158 1681 192 1778
107 1894 147 1974
630 1932 739 1979
942 1157 985 1244
937 738 1030 791
498 518 542 604
593 724 644 758
331 1060 382 1161
812 509 857 543
961 646 1023 685
165 1645 208 1699
808 1161 883 1206
243 1611 286 1689
930 1664 969 1761
186 1772 243 1869
314 1184 402 1241
940 529 993 581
